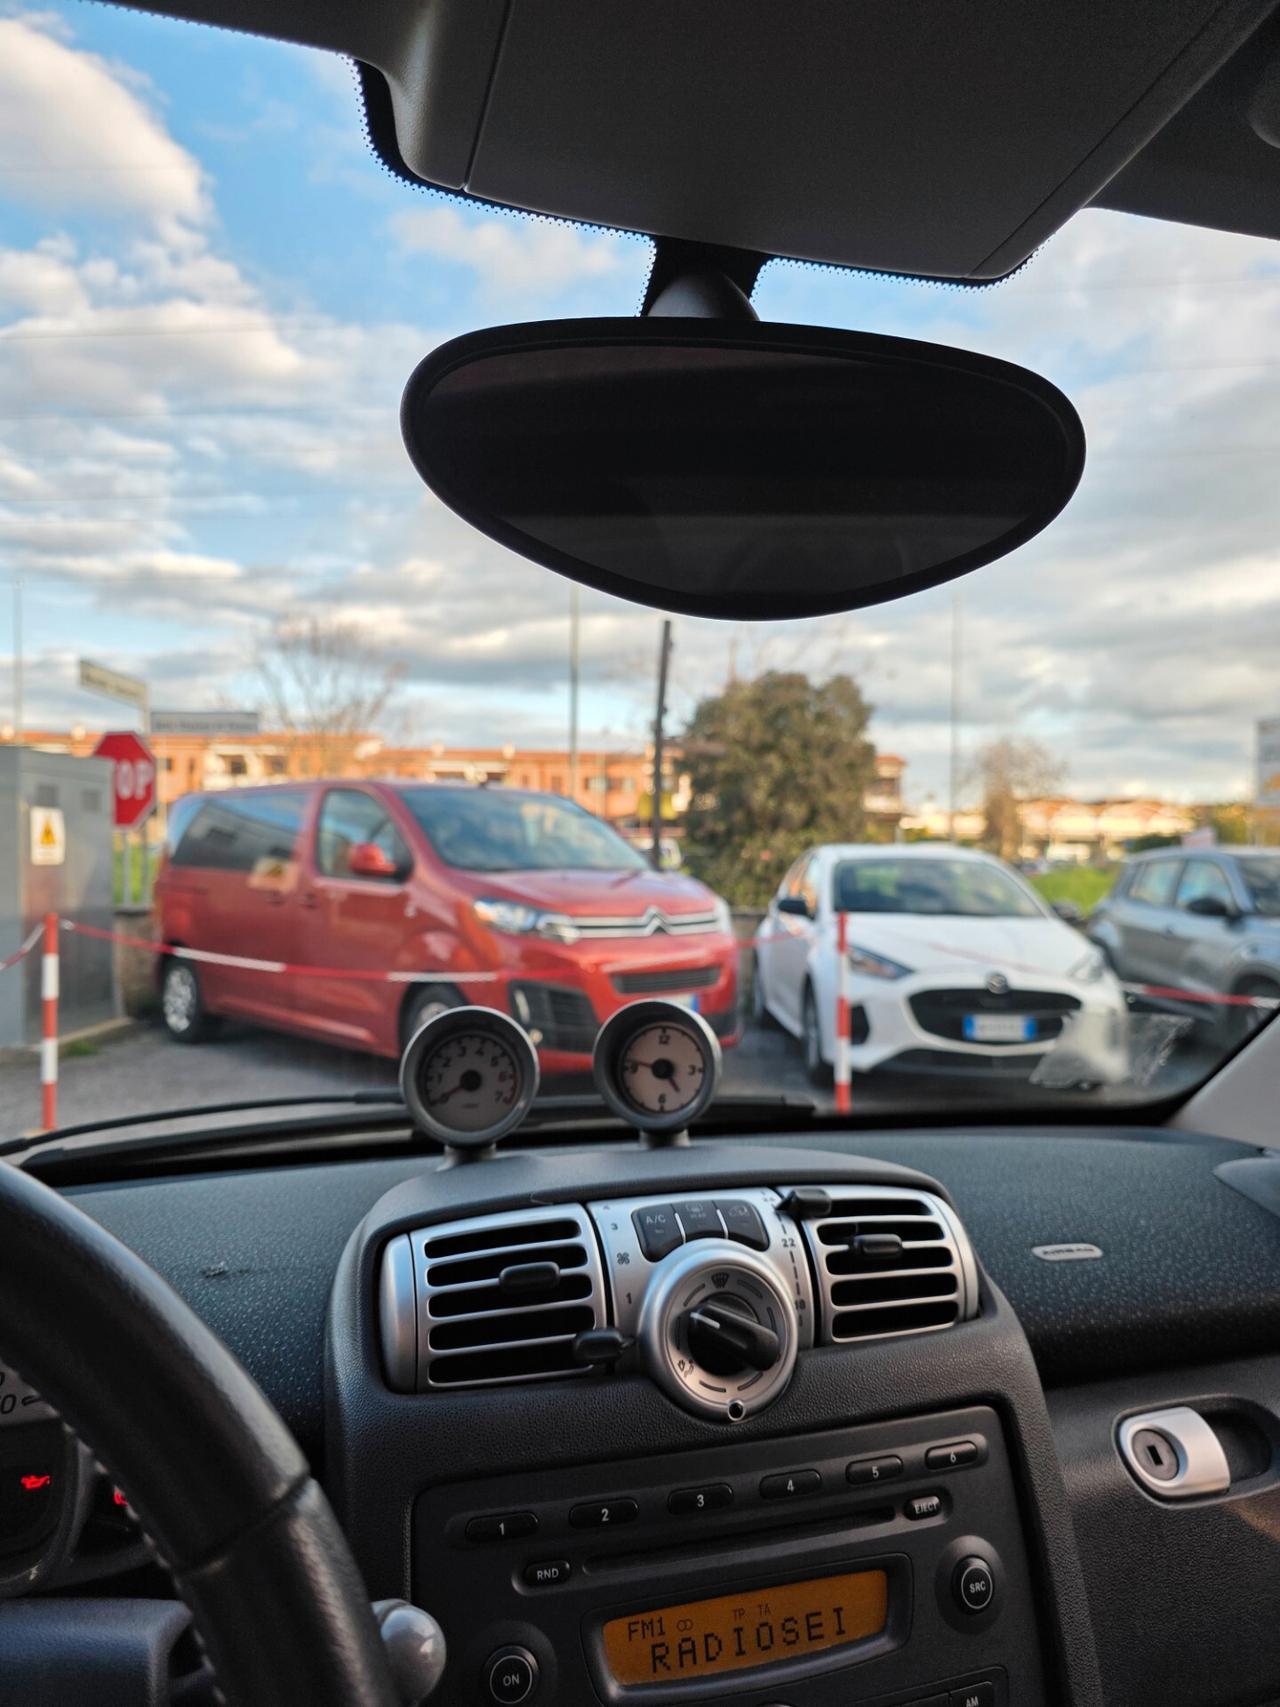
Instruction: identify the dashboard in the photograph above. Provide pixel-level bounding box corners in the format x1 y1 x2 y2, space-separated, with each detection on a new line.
7 1109 1280 1706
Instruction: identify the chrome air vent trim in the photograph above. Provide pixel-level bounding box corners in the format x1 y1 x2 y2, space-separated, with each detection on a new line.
383 1205 607 1392
791 1184 979 1346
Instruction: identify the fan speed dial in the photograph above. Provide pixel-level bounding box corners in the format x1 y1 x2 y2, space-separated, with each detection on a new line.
637 1241 799 1421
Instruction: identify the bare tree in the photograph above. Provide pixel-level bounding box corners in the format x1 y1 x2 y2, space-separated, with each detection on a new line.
253 614 406 775
970 736 1065 861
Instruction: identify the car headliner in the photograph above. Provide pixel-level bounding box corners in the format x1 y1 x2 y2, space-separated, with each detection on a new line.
109 0 1280 282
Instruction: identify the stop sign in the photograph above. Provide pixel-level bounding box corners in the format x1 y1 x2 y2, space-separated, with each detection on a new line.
92 731 157 830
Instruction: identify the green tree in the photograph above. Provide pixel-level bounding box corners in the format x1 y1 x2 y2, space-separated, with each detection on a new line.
682 672 877 907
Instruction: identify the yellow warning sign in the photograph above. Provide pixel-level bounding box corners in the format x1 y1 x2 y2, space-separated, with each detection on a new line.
30 807 66 867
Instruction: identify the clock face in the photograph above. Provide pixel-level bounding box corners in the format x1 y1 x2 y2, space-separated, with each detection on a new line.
419 1030 524 1134
618 1019 708 1117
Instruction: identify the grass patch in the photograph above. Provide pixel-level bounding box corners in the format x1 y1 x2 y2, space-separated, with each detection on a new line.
62 1039 100 1059
1031 866 1116 916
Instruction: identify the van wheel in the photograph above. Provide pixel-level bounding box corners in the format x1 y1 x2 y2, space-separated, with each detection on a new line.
160 960 219 1044
401 983 464 1050
802 984 833 1087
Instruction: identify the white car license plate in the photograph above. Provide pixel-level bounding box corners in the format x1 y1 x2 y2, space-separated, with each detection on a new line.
667 993 700 1012
963 1013 1035 1043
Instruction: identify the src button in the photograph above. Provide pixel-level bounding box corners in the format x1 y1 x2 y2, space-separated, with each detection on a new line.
953 1556 997 1615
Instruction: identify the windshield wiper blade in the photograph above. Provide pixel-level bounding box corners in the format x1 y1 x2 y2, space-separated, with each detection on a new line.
0 1091 406 1157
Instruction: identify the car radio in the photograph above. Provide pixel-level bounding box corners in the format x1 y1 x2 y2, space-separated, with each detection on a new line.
413 1404 1045 1706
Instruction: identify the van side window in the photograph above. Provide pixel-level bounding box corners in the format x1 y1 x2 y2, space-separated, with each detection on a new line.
317 790 410 880
1129 859 1181 907
169 789 308 874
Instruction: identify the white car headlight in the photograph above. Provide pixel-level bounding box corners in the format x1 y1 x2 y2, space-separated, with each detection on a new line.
847 944 913 980
711 896 733 934
1068 947 1108 983
473 899 579 944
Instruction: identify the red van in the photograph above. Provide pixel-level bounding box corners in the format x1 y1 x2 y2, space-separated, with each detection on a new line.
153 780 740 1070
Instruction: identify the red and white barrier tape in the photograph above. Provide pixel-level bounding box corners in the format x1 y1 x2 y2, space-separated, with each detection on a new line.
0 924 42 975
58 919 499 984
1121 981 1280 1010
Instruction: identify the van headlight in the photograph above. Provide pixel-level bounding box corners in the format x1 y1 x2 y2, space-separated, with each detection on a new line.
847 945 912 980
712 896 733 934
1069 947 1108 983
473 899 580 944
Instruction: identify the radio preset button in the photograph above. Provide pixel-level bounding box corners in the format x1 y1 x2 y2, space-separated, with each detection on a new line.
846 1454 903 1486
466 1511 537 1543
760 1469 822 1500
926 1440 979 1472
569 1498 638 1529
523 1559 571 1588
906 1492 944 1520
633 1205 681 1260
953 1557 996 1615
715 1200 769 1250
485 1646 539 1704
668 1483 733 1515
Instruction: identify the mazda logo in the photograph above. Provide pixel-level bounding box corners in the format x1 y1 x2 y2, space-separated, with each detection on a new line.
985 972 1010 995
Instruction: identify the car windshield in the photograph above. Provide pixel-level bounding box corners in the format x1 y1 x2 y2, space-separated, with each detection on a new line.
1238 859 1280 917
2 3 1278 1141
403 790 648 873
834 859 1043 919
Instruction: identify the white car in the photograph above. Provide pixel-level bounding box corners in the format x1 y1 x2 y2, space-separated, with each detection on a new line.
754 844 1128 1087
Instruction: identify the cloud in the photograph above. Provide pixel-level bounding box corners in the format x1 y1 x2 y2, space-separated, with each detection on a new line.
389 204 638 298
0 16 208 239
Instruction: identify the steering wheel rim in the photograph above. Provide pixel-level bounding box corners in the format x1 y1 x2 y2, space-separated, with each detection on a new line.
0 1158 398 1707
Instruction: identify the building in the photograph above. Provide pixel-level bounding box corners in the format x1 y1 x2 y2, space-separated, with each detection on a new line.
0 729 908 842
899 794 1198 860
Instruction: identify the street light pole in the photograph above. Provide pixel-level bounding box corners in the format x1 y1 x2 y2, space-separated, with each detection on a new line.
651 619 673 870
568 585 580 802
12 576 22 741
948 586 962 839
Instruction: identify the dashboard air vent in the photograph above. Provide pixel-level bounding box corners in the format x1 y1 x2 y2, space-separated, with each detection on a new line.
793 1185 978 1346
383 1205 607 1392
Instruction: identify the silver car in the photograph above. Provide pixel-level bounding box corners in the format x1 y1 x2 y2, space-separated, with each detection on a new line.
1088 848 1280 1038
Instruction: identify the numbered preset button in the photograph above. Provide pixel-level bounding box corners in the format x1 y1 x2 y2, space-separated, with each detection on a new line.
667 1483 733 1515
569 1498 638 1529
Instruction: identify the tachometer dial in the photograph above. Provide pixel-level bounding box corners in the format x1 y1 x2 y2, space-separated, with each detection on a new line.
593 1000 721 1133
400 1006 539 1149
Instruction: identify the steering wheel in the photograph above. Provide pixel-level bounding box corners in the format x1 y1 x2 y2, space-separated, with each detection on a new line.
0 1157 398 1707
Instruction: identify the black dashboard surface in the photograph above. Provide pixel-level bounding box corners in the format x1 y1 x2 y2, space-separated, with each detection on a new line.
63 1124 1280 1458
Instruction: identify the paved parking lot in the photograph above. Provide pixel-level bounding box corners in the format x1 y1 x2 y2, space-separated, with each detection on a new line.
0 1003 1219 1141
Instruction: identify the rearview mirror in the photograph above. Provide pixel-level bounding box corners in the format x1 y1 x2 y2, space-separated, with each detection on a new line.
401 320 1085 621
1051 899 1084 926
776 895 812 919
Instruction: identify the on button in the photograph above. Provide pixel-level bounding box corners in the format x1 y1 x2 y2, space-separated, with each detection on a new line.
485 1647 539 1705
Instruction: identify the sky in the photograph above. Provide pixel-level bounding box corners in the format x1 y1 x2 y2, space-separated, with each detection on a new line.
1 5 1279 809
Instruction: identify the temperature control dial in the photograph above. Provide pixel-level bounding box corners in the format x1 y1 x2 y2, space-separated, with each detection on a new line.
637 1241 798 1421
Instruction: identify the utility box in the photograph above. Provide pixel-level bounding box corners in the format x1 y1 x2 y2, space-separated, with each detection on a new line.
0 749 118 1047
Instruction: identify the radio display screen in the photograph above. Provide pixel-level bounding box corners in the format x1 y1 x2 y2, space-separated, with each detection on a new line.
601 1569 889 1686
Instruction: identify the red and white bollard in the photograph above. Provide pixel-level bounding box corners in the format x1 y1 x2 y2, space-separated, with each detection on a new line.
834 911 852 1115
41 912 58 1132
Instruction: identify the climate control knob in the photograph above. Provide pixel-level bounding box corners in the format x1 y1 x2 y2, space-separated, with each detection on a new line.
637 1240 798 1420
